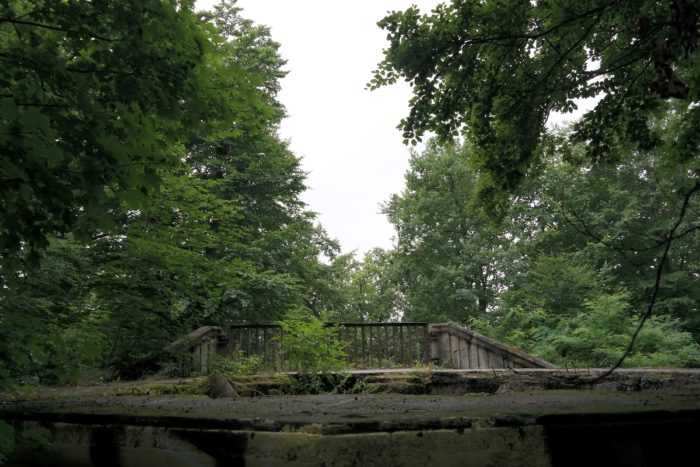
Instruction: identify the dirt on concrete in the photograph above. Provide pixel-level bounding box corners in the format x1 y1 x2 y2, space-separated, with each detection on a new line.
2 369 700 434
3 370 700 467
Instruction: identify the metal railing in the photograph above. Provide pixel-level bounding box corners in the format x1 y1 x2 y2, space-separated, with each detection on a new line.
225 322 430 370
226 324 285 369
337 323 430 369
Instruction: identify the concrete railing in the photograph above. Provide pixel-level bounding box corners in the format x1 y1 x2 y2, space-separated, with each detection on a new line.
166 326 228 375
428 323 556 369
169 322 555 375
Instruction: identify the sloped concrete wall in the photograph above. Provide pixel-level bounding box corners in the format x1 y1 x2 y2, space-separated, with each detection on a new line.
429 323 556 369
167 326 228 375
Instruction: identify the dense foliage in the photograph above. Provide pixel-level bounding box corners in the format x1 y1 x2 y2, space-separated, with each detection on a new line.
370 0 700 208
0 0 277 265
367 0 700 366
384 140 502 322
374 129 700 367
2 0 699 401
0 1 346 386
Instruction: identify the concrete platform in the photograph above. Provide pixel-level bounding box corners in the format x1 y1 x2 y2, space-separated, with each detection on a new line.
2 369 699 466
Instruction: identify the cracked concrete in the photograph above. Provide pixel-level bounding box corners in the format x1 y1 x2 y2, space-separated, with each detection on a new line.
2 369 699 466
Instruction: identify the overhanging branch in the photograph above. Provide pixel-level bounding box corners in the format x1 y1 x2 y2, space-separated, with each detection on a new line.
589 180 700 382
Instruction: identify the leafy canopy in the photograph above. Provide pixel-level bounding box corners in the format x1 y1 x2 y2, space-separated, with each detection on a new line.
384 141 501 322
0 0 272 264
380 126 700 367
0 1 348 384
370 0 700 203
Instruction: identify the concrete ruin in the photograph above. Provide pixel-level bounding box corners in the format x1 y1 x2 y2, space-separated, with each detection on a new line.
3 369 700 466
170 322 555 375
428 323 556 369
166 326 228 375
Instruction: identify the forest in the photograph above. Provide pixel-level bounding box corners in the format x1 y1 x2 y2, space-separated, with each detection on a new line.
1 0 699 393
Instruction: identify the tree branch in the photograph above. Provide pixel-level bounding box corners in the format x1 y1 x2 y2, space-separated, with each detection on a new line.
588 180 700 383
464 1 622 45
560 182 700 254
0 17 124 42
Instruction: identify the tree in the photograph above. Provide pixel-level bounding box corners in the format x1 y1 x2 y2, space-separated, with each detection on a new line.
372 1 700 370
327 248 400 323
384 141 503 323
555 141 700 340
0 1 344 382
468 128 700 364
0 0 271 265
0 238 103 385
379 125 700 366
346 248 399 323
370 0 700 205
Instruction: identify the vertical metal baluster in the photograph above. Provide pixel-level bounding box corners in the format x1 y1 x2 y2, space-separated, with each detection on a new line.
377 325 383 368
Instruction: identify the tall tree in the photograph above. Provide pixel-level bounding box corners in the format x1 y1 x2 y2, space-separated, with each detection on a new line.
473 128 700 365
385 141 503 322
347 248 400 323
381 127 700 366
372 1 700 369
327 248 400 323
0 1 344 382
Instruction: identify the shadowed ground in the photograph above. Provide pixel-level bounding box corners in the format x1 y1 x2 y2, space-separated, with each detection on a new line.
2 369 699 466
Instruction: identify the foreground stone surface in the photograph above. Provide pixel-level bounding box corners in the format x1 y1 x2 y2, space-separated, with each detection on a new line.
2 369 699 466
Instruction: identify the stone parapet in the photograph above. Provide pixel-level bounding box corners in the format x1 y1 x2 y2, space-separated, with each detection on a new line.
428 323 556 369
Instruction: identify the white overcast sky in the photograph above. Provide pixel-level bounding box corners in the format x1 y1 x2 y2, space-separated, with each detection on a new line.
196 0 444 256
197 1 590 257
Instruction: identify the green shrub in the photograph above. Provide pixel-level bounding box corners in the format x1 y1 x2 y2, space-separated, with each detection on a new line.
474 292 700 368
276 308 346 373
547 293 700 367
211 351 264 375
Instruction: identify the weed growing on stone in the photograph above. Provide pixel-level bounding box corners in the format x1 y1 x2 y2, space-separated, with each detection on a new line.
211 351 264 376
276 309 346 373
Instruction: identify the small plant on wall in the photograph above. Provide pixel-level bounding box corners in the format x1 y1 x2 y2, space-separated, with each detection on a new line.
276 308 346 373
211 351 264 376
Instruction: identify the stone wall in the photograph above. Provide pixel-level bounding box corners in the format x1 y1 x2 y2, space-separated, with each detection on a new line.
428 323 556 369
166 326 228 375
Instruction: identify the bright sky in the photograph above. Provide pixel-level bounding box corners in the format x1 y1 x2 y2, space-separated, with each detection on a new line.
198 1 592 257
196 0 443 256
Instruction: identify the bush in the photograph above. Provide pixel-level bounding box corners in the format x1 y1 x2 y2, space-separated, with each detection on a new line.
476 292 700 368
550 293 700 367
276 308 346 373
211 351 264 375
